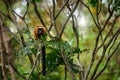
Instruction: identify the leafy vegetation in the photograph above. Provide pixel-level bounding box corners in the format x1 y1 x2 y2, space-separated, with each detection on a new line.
0 0 120 80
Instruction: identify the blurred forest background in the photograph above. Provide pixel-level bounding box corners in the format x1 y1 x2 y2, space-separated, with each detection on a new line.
0 0 120 80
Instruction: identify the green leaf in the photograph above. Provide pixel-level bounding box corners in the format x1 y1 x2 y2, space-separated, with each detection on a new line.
0 1 7 13
18 41 37 56
72 48 80 53
71 64 81 73
114 0 120 11
30 72 38 80
35 0 42 2
46 50 64 71
40 33 47 41
40 72 61 80
22 29 30 36
88 0 97 7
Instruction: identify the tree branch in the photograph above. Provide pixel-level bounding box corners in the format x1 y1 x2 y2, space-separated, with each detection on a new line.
52 0 58 35
80 0 101 31
27 43 42 80
93 41 120 80
61 51 76 80
59 0 80 39
48 0 69 32
90 16 120 79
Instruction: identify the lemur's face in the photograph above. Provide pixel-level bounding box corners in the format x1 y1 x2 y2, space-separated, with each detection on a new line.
37 27 44 35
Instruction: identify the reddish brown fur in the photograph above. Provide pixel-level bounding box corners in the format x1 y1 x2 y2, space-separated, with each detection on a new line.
34 26 46 40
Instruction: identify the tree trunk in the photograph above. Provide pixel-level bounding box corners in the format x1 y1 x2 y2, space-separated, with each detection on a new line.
0 15 8 80
0 15 17 80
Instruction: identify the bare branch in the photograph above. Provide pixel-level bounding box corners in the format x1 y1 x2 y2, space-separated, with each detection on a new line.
52 0 58 35
27 41 45 80
61 51 76 80
23 0 29 18
108 0 113 13
45 0 52 15
93 40 120 80
31 0 47 29
111 0 120 12
84 28 100 80
96 0 102 30
83 0 119 78
80 0 101 31
97 15 119 52
55 0 69 20
27 52 41 80
0 15 8 80
59 0 80 39
90 15 120 79
67 5 83 80
90 28 120 79
9 63 26 80
48 0 69 32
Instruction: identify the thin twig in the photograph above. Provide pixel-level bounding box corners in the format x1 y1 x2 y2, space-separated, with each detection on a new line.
55 0 69 20
61 51 76 80
93 41 120 80
82 0 118 79
97 15 119 52
31 0 47 29
108 0 113 13
107 32 119 56
9 63 26 80
83 28 100 80
27 48 42 80
97 0 102 15
59 0 80 39
91 28 120 80
90 16 119 79
45 0 52 15
65 66 67 80
52 0 58 35
96 0 102 31
67 5 83 80
23 0 29 18
48 0 69 32
111 0 120 12
0 13 21 44
10 7 34 67
80 0 101 30
96 0 103 41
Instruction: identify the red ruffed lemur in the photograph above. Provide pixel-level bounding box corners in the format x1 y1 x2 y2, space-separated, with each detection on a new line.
34 26 46 40
34 26 47 76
